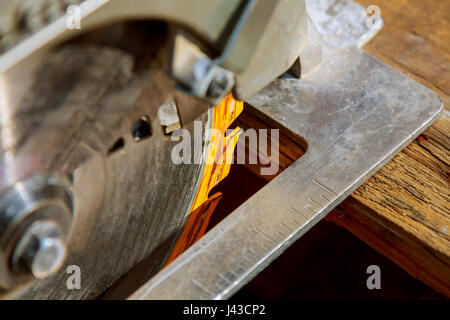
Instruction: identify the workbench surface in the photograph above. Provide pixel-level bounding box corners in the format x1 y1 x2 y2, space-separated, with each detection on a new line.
326 0 449 297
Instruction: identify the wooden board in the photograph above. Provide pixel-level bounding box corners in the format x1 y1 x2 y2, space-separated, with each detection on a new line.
232 0 449 298
324 0 450 297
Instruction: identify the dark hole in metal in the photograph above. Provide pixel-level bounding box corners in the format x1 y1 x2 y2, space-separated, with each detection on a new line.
108 138 125 155
132 116 152 142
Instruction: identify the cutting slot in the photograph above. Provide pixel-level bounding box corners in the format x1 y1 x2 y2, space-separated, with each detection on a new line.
132 116 152 142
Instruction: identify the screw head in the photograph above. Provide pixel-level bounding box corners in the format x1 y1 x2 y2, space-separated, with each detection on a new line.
27 236 66 279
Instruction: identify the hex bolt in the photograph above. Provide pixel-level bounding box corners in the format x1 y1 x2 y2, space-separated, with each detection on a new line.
207 73 229 99
192 58 234 102
14 221 67 280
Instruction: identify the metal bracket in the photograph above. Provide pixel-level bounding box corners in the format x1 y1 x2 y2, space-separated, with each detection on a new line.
130 0 443 300
170 33 235 105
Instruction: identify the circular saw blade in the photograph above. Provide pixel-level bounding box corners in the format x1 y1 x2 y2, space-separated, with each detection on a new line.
0 42 215 299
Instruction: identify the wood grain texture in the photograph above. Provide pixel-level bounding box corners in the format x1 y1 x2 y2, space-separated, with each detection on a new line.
325 0 450 297
234 0 449 297
355 0 450 109
234 105 307 181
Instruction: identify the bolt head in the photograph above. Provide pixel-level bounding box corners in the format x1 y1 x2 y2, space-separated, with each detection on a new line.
207 73 229 99
29 236 66 279
14 221 67 280
0 175 73 289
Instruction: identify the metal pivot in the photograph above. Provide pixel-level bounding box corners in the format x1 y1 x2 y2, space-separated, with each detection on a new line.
0 175 73 289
